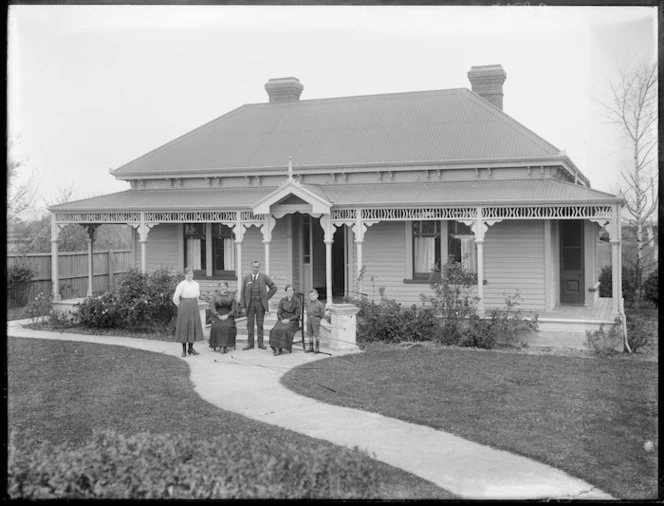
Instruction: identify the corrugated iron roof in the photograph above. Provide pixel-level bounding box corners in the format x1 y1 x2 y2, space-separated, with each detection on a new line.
50 179 620 213
49 188 273 211
112 88 564 177
321 180 619 205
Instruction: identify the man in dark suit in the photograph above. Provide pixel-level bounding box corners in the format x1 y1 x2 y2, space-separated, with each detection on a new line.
240 260 277 350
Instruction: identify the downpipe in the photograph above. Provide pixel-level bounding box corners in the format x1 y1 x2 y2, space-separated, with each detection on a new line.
620 297 631 353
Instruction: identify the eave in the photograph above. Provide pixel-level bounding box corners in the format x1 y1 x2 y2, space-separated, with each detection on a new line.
111 155 590 182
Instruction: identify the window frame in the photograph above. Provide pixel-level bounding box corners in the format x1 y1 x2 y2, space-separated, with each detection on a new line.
183 223 207 277
412 220 442 279
447 221 477 274
211 223 236 277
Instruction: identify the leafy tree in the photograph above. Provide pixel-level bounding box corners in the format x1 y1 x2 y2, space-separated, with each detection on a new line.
600 61 658 305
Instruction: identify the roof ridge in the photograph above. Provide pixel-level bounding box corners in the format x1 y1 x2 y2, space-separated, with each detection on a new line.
463 89 563 156
243 87 469 107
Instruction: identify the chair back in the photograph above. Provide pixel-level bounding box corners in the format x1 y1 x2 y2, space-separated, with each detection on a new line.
292 292 306 351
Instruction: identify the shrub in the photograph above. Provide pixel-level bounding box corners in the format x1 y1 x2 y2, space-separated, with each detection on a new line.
49 308 77 329
8 429 380 499
458 292 539 350
23 291 53 324
77 292 119 328
76 268 179 331
421 260 479 344
625 311 656 354
460 314 496 349
7 259 36 307
485 292 538 348
354 297 439 344
114 268 179 331
643 271 658 307
599 265 636 304
586 318 623 356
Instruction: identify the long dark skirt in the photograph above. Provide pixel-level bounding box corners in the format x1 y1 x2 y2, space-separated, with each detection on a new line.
175 298 204 343
209 316 236 348
269 320 300 352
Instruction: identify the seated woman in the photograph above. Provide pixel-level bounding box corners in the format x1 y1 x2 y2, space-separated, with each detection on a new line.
209 281 238 353
269 285 301 355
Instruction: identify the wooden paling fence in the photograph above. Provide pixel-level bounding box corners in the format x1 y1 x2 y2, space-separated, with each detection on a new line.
7 250 134 307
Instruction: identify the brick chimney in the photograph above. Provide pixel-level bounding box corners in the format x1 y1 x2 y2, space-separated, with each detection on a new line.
467 65 507 110
265 77 304 103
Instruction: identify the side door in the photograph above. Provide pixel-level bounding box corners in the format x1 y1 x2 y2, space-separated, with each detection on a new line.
560 220 585 304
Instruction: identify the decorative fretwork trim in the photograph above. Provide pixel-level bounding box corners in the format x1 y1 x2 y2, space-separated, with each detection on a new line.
483 206 612 219
53 210 266 225
55 205 613 226
55 212 142 223
145 211 240 223
361 208 477 221
142 211 264 223
330 205 613 227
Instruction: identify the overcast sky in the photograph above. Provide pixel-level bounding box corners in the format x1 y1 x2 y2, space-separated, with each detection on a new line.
7 5 657 219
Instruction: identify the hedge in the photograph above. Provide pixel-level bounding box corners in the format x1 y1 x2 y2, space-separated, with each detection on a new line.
8 429 380 499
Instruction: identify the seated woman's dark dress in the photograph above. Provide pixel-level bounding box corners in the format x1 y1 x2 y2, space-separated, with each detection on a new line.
269 296 301 352
209 291 237 350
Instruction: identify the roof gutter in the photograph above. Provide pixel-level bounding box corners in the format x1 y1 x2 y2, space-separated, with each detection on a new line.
110 156 589 180
51 196 623 215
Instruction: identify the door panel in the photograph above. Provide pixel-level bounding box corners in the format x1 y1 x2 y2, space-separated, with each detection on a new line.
560 220 584 304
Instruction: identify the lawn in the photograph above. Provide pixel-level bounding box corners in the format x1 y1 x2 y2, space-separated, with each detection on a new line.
6 336 454 500
282 344 659 499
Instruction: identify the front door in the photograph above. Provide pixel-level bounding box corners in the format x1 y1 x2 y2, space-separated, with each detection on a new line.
560 220 585 304
332 224 347 299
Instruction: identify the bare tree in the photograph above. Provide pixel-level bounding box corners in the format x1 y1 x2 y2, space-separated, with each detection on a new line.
7 138 39 222
600 61 658 305
17 184 132 253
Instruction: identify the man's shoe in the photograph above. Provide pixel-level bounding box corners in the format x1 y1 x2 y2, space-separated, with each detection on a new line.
188 349 199 356
242 345 254 350
257 344 267 350
222 347 227 354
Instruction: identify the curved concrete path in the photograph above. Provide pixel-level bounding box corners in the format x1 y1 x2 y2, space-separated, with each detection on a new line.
7 320 613 500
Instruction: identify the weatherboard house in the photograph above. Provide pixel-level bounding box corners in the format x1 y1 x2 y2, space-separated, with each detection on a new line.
49 65 625 348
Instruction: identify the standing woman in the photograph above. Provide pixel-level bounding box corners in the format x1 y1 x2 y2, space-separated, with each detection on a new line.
209 281 238 353
269 285 302 355
173 267 204 357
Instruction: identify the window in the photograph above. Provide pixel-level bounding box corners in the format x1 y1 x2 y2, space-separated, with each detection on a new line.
212 223 235 276
184 223 206 275
183 223 236 277
413 221 441 278
448 221 477 273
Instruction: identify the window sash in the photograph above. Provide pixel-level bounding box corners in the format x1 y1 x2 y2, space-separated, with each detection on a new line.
213 236 235 275
413 236 438 277
184 223 206 274
413 221 441 277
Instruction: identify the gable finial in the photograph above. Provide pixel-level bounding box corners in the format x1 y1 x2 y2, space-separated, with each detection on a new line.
288 156 293 181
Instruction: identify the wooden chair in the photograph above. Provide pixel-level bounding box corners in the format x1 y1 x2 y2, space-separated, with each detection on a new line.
291 292 307 351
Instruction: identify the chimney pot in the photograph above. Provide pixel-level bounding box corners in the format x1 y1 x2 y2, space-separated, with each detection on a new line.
265 77 304 103
467 64 507 110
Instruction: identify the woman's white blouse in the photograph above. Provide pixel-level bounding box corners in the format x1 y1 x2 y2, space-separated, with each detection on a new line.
173 280 200 304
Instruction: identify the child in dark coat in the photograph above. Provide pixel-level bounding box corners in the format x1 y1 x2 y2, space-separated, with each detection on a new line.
305 289 326 353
